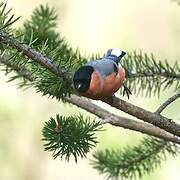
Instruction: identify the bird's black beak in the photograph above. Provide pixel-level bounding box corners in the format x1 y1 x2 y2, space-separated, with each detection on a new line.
75 83 83 90
74 82 87 93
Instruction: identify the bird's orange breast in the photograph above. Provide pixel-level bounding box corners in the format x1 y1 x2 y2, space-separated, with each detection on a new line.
80 68 125 100
101 67 125 98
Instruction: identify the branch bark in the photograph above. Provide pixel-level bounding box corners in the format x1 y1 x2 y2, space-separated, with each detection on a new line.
105 97 180 137
128 72 180 80
0 31 180 137
66 95 180 144
156 92 180 114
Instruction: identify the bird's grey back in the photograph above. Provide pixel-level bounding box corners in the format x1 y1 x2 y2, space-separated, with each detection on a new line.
85 58 118 78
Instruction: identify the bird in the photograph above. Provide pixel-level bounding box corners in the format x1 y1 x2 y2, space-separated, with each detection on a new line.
73 48 131 100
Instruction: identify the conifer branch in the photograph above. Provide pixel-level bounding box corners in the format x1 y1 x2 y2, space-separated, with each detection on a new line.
92 138 180 179
124 52 180 80
0 31 72 83
129 71 180 79
122 52 180 96
67 95 180 144
0 54 35 82
0 4 180 178
42 114 102 162
1 54 179 144
0 31 180 137
93 94 180 179
106 97 180 137
0 2 180 179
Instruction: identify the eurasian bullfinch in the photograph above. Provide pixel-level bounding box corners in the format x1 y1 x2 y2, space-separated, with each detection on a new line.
73 48 131 100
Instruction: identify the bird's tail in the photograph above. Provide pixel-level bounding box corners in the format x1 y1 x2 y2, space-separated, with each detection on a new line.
105 48 126 64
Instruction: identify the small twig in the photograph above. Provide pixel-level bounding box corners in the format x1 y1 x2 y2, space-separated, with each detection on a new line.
156 92 180 114
0 55 36 81
128 72 180 80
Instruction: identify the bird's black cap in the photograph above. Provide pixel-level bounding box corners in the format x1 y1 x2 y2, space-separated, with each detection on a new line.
73 66 94 93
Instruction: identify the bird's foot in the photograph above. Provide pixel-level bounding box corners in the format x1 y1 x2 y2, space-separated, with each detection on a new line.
123 84 132 99
104 94 115 104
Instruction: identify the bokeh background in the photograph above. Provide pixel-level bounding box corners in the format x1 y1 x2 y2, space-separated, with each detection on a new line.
0 0 180 179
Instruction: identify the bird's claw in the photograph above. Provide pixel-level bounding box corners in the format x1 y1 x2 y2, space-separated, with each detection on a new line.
105 94 115 104
123 84 132 99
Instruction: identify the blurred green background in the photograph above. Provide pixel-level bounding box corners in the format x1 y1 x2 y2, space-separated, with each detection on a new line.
0 0 180 179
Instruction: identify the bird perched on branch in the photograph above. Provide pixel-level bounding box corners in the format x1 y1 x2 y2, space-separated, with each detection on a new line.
73 48 131 100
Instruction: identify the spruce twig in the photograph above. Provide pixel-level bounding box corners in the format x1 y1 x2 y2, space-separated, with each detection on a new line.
92 138 180 180
42 115 102 162
122 52 180 97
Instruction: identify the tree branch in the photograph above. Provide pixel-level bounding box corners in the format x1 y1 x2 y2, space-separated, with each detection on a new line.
128 72 180 80
105 97 180 137
1 52 180 144
0 32 73 83
66 95 180 144
156 92 180 114
0 31 180 137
